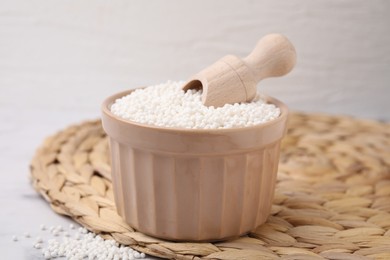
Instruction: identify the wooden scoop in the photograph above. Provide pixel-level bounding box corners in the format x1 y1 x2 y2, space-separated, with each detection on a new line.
182 34 296 107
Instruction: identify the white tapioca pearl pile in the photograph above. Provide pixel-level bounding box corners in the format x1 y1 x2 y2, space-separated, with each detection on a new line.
110 81 280 129
42 232 145 260
12 223 146 260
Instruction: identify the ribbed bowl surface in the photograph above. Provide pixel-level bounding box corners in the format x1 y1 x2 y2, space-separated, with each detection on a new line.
102 89 288 241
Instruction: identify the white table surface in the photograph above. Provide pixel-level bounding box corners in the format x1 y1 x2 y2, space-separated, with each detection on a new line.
0 107 158 259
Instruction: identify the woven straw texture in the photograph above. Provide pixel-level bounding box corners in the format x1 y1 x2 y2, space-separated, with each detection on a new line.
30 112 390 260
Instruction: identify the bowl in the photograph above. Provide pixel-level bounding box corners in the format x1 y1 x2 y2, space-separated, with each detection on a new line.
101 89 289 241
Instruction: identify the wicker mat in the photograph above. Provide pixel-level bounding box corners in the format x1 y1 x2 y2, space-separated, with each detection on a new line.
30 112 390 260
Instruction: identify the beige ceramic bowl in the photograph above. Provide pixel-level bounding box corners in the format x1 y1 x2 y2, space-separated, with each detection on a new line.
101 89 288 242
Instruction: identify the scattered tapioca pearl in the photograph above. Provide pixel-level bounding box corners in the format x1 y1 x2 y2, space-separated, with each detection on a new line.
74 233 81 240
24 232 31 238
56 225 63 232
12 235 18 242
33 243 42 249
78 227 88 234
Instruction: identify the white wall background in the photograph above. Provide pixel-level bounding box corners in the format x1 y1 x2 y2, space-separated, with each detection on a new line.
1 0 390 122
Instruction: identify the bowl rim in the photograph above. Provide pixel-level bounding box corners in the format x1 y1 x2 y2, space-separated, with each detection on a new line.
102 88 289 134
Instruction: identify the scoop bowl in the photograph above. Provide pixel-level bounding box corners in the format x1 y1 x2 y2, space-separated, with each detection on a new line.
101 88 289 241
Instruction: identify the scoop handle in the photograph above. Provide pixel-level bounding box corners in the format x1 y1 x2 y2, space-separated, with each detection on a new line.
243 34 296 82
